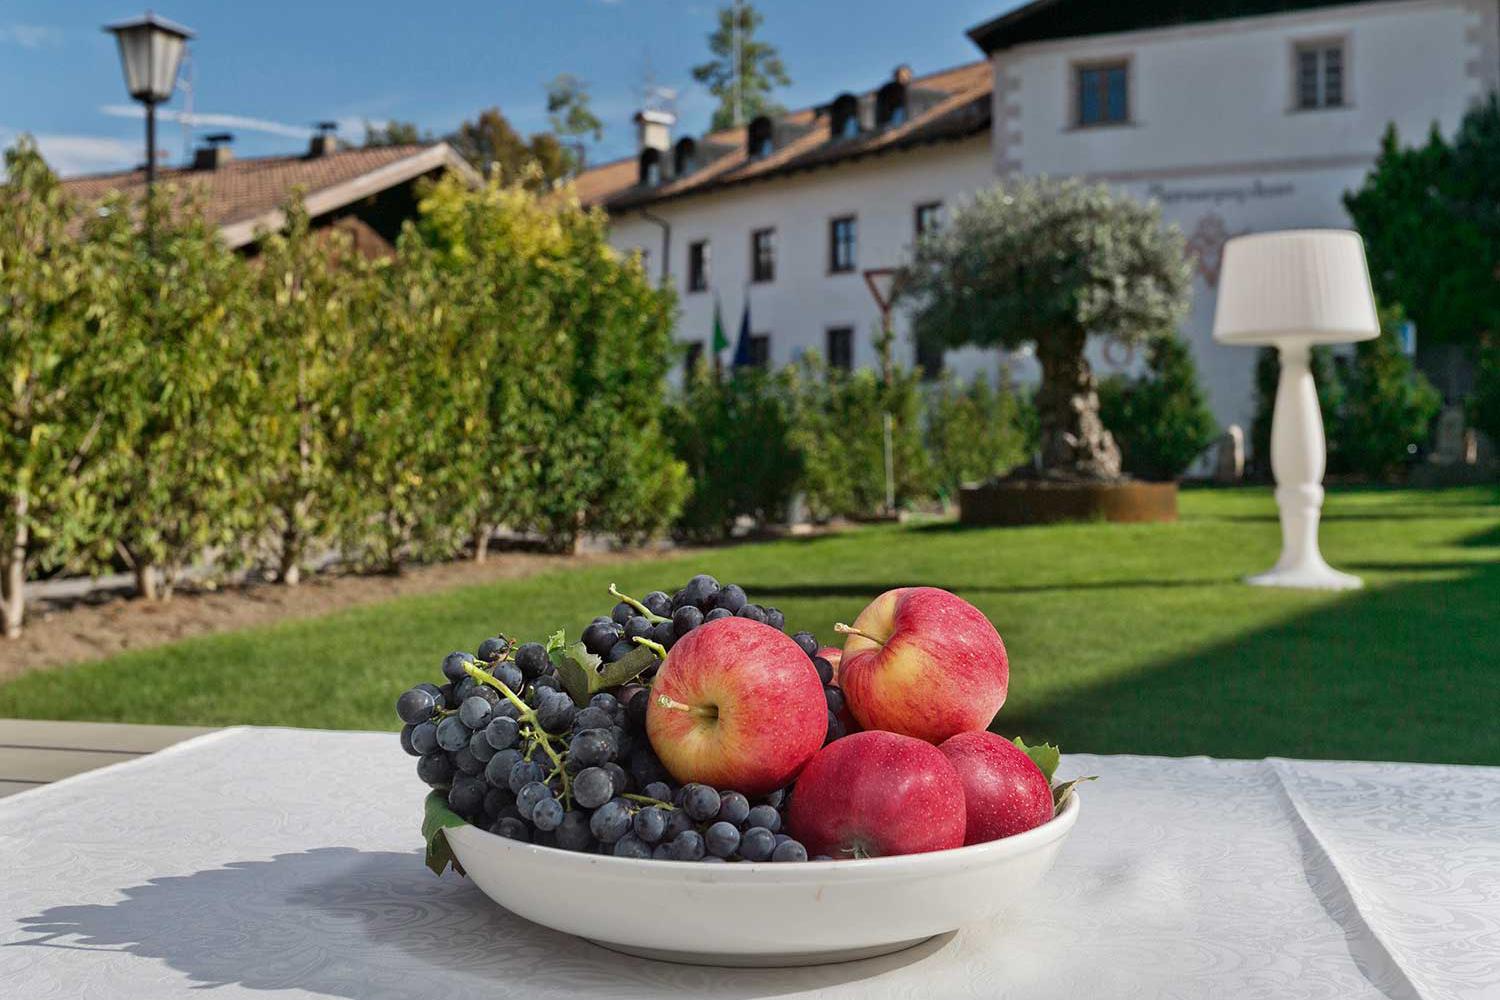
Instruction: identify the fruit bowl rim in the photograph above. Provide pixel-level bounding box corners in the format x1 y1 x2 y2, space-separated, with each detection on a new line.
444 786 1079 879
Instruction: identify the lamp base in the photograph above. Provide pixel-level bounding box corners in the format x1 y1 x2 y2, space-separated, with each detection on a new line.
1245 560 1363 591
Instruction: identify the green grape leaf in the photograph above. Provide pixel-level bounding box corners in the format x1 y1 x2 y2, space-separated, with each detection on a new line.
1013 737 1061 783
597 644 660 690
1052 775 1096 814
550 641 600 706
421 790 469 877
544 629 567 654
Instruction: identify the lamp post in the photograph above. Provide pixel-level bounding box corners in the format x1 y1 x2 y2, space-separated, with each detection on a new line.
103 12 193 192
1213 230 1380 590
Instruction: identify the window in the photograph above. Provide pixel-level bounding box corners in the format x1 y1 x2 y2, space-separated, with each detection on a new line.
751 228 776 283
915 201 945 238
687 240 710 293
827 327 854 370
831 93 860 139
674 137 698 176
1077 62 1129 126
683 340 705 375
748 334 771 368
829 215 857 273
639 148 662 186
876 81 907 128
747 116 774 158
1295 42 1345 109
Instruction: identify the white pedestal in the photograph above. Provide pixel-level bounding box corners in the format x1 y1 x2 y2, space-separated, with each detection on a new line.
1253 340 1362 591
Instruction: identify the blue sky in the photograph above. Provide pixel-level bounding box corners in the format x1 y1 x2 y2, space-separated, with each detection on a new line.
0 1 1020 176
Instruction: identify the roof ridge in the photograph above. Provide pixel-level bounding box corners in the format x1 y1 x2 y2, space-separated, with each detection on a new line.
59 141 439 184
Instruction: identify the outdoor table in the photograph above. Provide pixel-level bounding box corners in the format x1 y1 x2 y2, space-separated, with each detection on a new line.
2 727 1496 999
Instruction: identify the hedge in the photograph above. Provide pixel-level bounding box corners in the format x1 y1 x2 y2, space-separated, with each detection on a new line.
0 141 685 636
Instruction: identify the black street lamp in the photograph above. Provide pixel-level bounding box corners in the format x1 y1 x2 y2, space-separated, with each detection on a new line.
104 12 193 191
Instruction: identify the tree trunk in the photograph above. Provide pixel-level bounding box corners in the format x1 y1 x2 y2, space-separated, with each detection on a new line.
472 524 490 564
134 561 159 601
2 494 28 639
278 522 302 586
1034 329 1123 480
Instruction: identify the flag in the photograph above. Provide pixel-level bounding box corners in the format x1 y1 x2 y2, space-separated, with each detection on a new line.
731 297 754 368
711 295 730 356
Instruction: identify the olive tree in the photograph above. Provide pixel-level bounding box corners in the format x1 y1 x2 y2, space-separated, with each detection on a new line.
900 178 1191 480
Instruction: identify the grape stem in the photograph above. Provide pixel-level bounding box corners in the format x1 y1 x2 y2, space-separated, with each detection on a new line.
464 662 572 805
609 583 671 625
631 635 669 660
622 792 677 810
655 694 719 719
834 622 887 647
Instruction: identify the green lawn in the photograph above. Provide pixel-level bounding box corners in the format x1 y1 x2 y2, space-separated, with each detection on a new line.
3 486 1497 765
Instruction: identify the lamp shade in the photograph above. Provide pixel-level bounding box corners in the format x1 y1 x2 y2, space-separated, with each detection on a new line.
1212 229 1379 346
104 13 193 104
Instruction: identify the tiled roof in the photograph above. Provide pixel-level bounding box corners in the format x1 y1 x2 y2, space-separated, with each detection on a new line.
61 142 478 248
574 60 993 212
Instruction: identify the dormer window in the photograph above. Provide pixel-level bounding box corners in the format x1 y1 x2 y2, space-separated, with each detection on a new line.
747 116 774 158
875 81 908 128
674 137 698 176
639 147 662 186
830 94 860 140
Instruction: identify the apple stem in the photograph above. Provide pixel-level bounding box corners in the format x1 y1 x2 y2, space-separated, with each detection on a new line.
631 635 669 660
834 622 887 646
608 584 671 625
654 694 719 719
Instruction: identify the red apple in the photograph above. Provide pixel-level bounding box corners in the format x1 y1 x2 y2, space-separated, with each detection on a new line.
938 731 1054 845
647 617 826 795
836 587 1008 744
787 731 965 858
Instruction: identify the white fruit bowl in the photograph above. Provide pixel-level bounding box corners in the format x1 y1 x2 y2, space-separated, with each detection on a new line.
443 791 1079 967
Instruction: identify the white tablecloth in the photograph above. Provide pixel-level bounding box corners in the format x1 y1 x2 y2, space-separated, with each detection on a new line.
1 727 1496 999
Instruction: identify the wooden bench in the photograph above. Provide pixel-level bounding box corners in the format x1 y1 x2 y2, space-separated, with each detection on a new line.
0 719 216 798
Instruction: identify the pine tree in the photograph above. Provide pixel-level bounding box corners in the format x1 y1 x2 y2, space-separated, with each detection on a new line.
691 3 791 131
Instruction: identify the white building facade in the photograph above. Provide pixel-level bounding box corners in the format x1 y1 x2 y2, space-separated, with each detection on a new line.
578 0 1499 433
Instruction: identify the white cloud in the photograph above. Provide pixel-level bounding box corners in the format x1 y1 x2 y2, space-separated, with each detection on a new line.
0 128 139 176
101 105 317 140
0 24 60 48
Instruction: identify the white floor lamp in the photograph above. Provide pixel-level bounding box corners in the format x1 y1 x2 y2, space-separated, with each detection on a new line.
1213 230 1380 590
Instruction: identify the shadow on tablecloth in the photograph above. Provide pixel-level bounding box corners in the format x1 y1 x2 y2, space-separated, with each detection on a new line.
6 846 954 999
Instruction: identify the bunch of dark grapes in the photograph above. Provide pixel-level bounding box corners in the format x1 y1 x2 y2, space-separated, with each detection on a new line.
591 574 849 747
395 573 845 861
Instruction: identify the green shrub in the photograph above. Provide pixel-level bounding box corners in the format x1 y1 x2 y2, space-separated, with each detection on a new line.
1335 308 1441 480
86 184 259 598
1469 337 1500 452
243 199 361 584
788 355 931 520
667 369 801 541
925 373 1033 499
336 231 474 572
1098 333 1218 481
0 141 121 635
418 177 687 553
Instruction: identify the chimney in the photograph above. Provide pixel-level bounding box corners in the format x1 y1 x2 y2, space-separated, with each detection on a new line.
193 132 234 170
634 109 676 155
307 121 340 158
